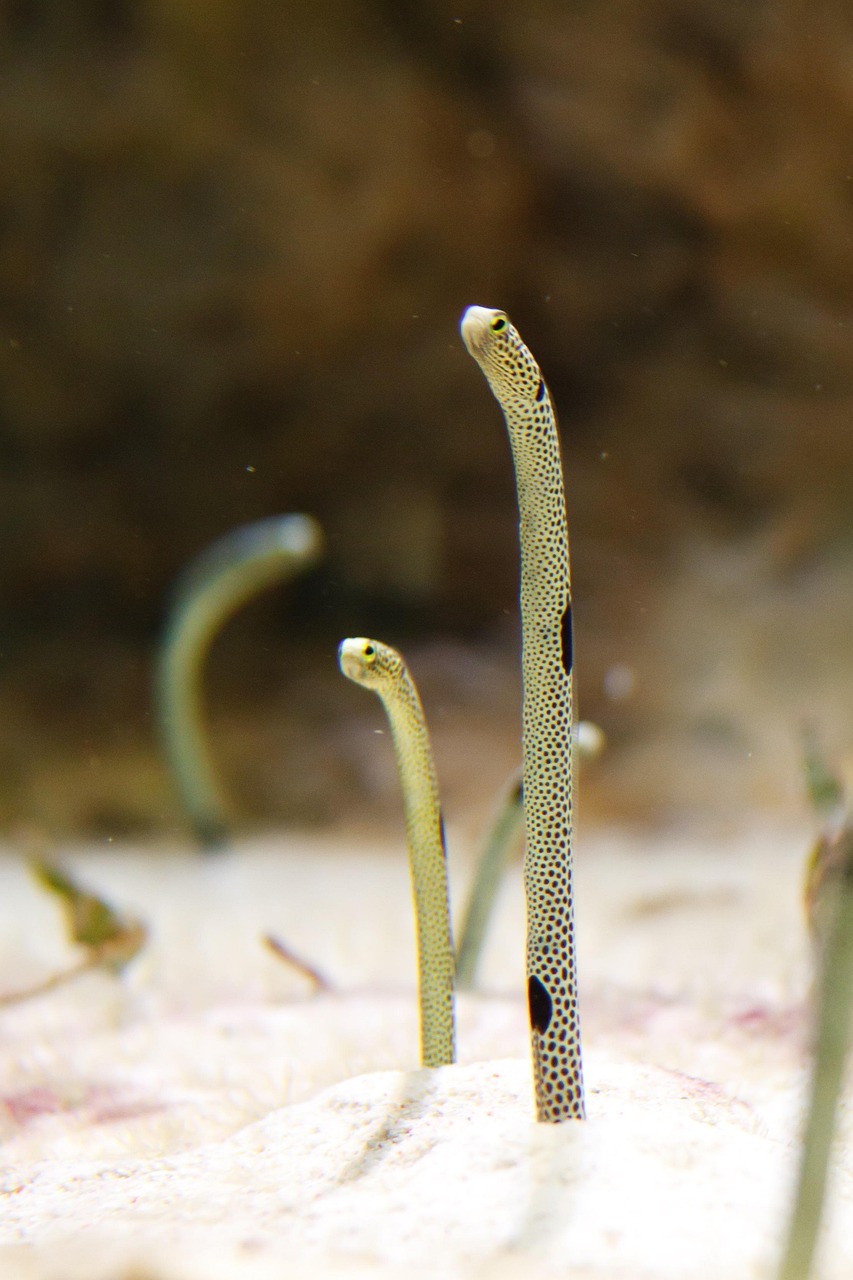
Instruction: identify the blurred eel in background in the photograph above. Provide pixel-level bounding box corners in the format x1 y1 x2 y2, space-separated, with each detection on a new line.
156 514 324 850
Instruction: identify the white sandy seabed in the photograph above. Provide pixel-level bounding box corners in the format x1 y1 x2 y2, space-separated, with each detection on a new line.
0 824 849 1280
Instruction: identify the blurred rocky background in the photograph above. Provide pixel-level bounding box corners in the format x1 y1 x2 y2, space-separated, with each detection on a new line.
1 0 851 840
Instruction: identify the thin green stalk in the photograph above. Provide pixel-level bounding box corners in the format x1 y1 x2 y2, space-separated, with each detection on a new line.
779 827 853 1280
455 770 523 990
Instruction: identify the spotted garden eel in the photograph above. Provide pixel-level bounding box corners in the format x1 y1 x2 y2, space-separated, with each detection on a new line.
456 722 604 991
461 305 584 1122
157 514 324 848
338 637 456 1068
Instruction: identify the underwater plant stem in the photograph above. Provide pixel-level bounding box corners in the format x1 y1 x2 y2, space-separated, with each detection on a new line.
0 957 95 1006
263 933 333 992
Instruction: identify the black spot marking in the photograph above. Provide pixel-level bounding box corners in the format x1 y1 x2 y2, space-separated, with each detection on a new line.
560 601 573 674
528 975 553 1034
535 378 545 402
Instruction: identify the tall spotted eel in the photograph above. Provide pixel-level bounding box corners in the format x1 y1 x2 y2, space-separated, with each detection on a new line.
157 514 324 848
456 722 605 990
338 636 456 1068
461 305 585 1121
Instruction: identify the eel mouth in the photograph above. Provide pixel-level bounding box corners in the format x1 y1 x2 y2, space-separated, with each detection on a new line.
460 305 496 357
338 637 368 682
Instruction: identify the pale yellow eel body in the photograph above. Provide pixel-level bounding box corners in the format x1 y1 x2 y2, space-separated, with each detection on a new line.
461 305 585 1121
338 637 456 1068
456 722 604 990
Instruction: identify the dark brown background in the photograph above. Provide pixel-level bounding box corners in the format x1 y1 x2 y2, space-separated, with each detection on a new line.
1 1 851 839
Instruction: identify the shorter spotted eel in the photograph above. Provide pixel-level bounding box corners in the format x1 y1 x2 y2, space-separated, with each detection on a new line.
338 637 456 1068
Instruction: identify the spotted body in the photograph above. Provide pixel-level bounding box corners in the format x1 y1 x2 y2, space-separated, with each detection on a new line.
338 637 456 1068
456 722 604 989
461 305 584 1121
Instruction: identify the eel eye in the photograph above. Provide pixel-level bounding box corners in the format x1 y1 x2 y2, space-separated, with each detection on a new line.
363 643 376 661
490 314 508 333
